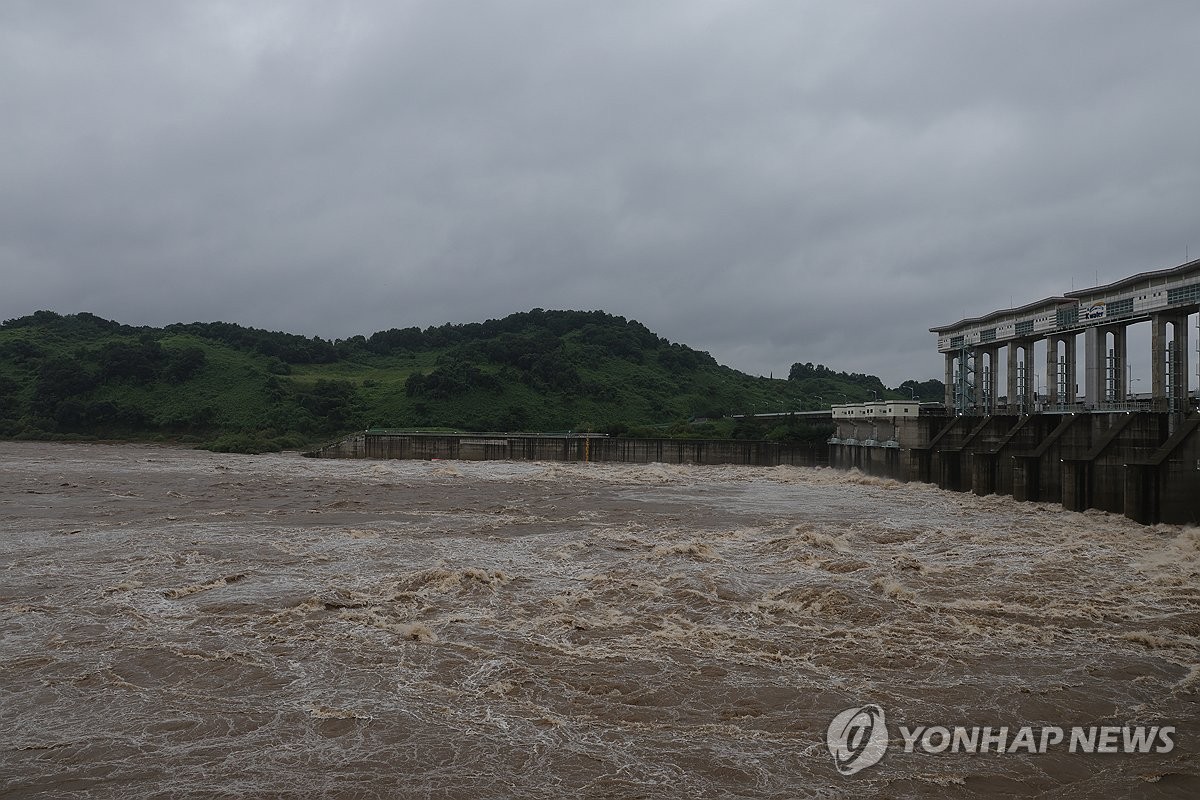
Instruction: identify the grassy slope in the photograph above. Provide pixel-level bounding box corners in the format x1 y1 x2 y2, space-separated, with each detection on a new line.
0 328 286 433
0 310 906 449
293 352 847 432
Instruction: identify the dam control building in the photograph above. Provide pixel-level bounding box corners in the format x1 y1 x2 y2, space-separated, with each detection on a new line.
931 258 1199 416
827 257 1200 524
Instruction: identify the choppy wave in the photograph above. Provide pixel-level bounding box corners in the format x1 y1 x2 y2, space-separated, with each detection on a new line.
1 442 1197 798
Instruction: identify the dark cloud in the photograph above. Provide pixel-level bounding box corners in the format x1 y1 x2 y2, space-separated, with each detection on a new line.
3 0 1198 384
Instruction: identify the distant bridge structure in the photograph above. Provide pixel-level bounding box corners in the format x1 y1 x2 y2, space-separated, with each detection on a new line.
730 410 833 423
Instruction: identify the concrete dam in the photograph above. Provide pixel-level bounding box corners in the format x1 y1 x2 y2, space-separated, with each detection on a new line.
309 257 1200 525
830 257 1200 525
828 403 1198 524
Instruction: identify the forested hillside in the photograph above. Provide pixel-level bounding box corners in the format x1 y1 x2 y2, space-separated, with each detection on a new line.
0 310 939 452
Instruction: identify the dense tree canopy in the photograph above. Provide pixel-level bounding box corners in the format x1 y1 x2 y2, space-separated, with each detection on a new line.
1 309 938 451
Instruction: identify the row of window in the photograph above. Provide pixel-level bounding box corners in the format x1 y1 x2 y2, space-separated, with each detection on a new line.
832 405 918 418
945 284 1200 350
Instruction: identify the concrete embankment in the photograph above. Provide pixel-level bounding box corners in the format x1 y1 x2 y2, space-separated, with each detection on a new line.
306 431 827 468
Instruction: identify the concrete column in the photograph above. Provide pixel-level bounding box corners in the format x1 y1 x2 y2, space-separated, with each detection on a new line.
1154 313 1191 412
1006 343 1019 413
944 353 955 408
1062 333 1077 404
1045 335 1078 407
1086 324 1128 404
1175 315 1189 412
1006 341 1034 413
983 347 999 413
1084 327 1104 407
1111 324 1127 401
972 349 985 411
1046 337 1060 406
1151 315 1167 412
1021 341 1036 411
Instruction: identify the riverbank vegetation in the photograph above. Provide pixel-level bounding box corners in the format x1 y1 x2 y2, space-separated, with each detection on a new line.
0 310 939 453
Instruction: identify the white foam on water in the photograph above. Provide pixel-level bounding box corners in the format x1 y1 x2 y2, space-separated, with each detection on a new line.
1 442 1197 798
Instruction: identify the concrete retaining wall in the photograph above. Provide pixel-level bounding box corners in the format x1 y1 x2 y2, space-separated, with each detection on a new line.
308 433 827 468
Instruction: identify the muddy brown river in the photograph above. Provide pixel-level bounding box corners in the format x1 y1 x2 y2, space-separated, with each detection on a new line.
1 442 1197 798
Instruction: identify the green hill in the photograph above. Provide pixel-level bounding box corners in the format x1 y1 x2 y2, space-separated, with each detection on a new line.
0 309 939 452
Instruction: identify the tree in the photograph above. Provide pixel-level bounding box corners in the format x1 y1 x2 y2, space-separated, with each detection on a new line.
163 347 207 383
33 357 96 412
97 340 166 383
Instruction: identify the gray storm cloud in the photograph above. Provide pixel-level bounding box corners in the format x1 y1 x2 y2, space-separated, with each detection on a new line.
2 0 1197 384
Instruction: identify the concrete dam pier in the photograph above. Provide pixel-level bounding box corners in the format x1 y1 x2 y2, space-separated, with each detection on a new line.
837 255 1200 525
828 405 1200 524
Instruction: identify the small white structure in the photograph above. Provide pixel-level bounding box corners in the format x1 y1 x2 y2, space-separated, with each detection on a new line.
832 401 925 420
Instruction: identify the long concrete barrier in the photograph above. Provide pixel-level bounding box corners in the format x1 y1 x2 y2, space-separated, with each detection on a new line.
306 431 827 468
307 415 1200 523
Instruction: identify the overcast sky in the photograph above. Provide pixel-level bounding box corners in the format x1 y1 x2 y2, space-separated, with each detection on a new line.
2 1 1198 384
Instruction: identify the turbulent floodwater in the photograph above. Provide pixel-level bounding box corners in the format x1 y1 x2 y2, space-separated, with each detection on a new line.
1 442 1198 799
